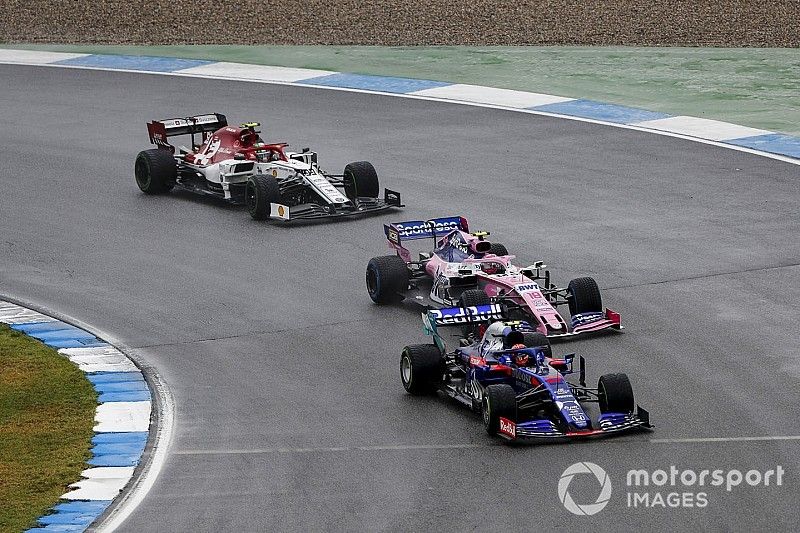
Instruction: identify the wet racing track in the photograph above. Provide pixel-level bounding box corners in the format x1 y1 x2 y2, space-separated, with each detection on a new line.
2 66 799 532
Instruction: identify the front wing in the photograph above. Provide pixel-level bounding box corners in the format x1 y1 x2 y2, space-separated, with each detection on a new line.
270 189 403 222
497 406 652 442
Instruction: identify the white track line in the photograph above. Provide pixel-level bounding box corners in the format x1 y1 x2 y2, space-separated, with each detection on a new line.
651 435 800 444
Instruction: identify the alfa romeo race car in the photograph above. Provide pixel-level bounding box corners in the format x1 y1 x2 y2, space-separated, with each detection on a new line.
401 305 651 441
134 113 403 221
366 216 622 338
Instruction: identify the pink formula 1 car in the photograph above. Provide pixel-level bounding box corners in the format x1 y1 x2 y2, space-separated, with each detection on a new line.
365 216 622 339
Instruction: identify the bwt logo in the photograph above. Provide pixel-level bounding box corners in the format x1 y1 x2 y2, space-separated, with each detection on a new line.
558 462 612 516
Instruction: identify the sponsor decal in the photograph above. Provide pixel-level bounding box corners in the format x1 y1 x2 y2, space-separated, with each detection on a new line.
499 417 516 438
387 228 400 244
515 283 540 294
431 304 503 325
469 356 485 367
395 218 461 238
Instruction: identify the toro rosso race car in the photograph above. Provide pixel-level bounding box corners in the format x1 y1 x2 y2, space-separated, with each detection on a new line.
401 305 651 441
366 216 621 339
134 113 403 221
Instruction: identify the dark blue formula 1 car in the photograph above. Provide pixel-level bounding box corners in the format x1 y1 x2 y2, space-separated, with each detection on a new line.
400 304 652 441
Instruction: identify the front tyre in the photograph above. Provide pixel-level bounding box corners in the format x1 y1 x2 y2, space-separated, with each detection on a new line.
567 276 603 316
401 344 443 395
366 255 409 303
482 384 516 436
598 373 635 414
246 174 281 220
135 149 176 194
343 161 379 200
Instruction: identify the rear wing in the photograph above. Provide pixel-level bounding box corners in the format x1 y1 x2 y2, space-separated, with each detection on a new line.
146 113 227 151
384 216 468 246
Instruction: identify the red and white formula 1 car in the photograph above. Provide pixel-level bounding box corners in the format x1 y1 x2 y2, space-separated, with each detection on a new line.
365 216 622 339
134 113 402 221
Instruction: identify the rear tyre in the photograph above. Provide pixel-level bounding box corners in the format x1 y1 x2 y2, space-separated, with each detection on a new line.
401 344 443 395
343 161 379 200
487 242 508 257
246 174 281 220
135 149 176 194
483 384 517 436
522 332 552 358
567 276 603 316
366 256 409 303
458 288 491 337
598 373 635 414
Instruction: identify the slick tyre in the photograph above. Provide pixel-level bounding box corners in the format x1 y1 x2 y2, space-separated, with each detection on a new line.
135 149 176 194
457 288 491 338
246 174 281 220
483 384 516 436
366 255 409 303
343 161 379 200
567 276 603 316
598 373 635 414
487 242 508 257
401 344 443 395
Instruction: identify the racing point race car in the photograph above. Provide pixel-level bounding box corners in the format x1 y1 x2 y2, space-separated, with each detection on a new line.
366 216 621 339
400 305 651 442
134 113 403 221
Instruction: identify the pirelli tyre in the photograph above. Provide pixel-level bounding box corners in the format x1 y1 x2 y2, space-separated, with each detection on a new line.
135 149 176 194
522 332 552 358
343 161 379 200
482 384 517 436
400 344 443 395
246 174 281 220
457 288 491 337
567 276 603 316
598 373 635 414
366 255 409 304
487 242 508 257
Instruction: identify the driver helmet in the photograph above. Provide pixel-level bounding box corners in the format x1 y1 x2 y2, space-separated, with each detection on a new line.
481 321 508 352
511 343 530 366
481 261 504 275
239 129 257 146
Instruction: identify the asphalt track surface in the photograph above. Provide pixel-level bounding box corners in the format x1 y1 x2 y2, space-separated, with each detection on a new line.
2 65 799 532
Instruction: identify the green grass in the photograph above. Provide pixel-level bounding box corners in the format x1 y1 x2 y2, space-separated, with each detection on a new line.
0 323 97 532
5 44 800 135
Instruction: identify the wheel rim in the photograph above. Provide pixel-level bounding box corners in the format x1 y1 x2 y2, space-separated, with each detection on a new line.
482 397 490 426
366 267 379 296
135 158 150 189
598 381 608 412
246 181 257 213
401 355 412 384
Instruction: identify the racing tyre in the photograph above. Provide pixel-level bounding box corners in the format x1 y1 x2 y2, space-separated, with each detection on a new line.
135 149 176 194
246 174 281 221
487 242 508 257
522 332 552 358
483 384 517 436
567 276 603 316
458 288 492 337
343 161 379 200
401 344 443 395
598 373 635 414
366 255 409 304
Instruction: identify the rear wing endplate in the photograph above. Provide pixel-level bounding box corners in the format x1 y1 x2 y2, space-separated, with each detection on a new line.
384 216 468 245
